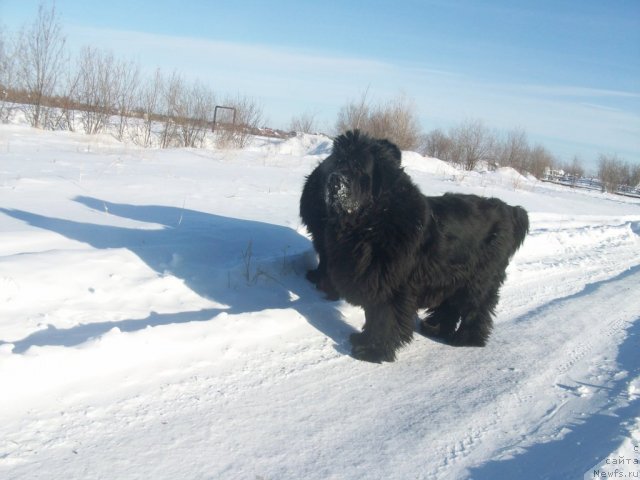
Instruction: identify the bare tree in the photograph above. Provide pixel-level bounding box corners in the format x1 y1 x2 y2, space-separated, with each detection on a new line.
497 127 530 172
562 156 585 186
335 90 422 150
0 26 17 123
629 164 640 189
113 58 140 141
289 110 318 134
50 65 80 131
175 80 215 148
420 129 452 160
159 71 182 148
619 162 631 189
368 94 421 150
335 88 371 133
215 94 264 148
447 119 496 171
134 69 163 147
526 144 556 179
598 154 625 193
75 46 118 134
15 2 67 128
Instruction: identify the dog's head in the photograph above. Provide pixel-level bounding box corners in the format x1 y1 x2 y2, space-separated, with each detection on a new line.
325 130 402 215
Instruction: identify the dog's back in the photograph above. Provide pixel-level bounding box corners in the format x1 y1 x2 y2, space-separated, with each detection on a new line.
423 193 528 268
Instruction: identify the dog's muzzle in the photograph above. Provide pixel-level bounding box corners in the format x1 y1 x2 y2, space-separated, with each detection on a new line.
326 172 359 214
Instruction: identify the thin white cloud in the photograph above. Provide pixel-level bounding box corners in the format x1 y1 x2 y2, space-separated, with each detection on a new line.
65 25 640 163
67 25 395 78
507 84 640 99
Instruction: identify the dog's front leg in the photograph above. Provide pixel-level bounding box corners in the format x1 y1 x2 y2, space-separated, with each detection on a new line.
350 293 415 363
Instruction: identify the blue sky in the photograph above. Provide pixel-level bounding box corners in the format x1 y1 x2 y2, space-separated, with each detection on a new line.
1 0 639 168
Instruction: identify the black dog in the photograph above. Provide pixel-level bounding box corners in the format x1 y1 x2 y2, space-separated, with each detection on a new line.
300 130 529 362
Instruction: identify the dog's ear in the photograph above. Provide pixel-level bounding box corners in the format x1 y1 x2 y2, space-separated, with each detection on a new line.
375 139 402 168
370 138 402 197
372 153 402 198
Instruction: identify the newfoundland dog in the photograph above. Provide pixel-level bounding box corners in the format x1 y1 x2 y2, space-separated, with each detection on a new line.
300 130 529 362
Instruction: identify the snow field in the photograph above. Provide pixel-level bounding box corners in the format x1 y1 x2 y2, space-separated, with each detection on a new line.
1 124 639 479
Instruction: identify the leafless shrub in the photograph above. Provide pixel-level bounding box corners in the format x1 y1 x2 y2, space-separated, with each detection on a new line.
369 94 422 151
561 156 585 186
629 164 640 188
0 27 17 123
215 94 264 149
419 129 453 160
598 154 627 193
127 69 159 147
289 110 317 134
15 2 67 128
496 127 529 172
526 144 556 179
48 68 80 131
74 47 118 134
159 71 182 148
335 91 422 150
335 89 371 133
113 59 140 141
175 81 215 148
447 119 497 171
129 71 216 148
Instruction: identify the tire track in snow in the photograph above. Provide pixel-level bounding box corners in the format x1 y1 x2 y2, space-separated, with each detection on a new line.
429 266 640 479
442 215 637 473
386 215 640 478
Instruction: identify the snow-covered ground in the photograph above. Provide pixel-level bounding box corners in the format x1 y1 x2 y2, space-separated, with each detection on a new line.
1 124 639 479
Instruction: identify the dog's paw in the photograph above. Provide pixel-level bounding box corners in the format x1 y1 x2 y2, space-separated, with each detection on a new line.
350 342 396 363
323 289 340 301
418 318 442 338
317 277 340 301
349 331 368 345
305 268 321 284
449 329 487 347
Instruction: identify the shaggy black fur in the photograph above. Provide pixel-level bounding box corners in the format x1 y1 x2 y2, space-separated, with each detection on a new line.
300 130 529 362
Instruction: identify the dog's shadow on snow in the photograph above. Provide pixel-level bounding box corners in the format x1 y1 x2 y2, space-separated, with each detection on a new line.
0 196 357 354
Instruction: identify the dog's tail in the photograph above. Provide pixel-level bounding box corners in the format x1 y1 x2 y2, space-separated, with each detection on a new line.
511 206 529 251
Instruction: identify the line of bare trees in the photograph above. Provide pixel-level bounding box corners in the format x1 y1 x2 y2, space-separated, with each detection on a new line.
306 89 639 189
0 3 263 148
420 121 556 178
421 122 640 190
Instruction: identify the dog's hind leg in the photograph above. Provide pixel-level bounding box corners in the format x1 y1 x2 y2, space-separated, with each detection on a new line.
419 300 461 339
449 285 500 347
451 309 493 346
420 286 498 347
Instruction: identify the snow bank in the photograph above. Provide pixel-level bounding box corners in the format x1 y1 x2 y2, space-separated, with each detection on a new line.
402 151 459 176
